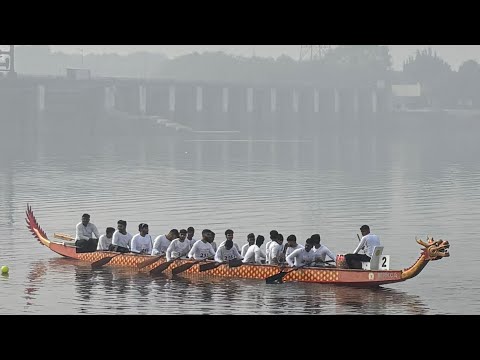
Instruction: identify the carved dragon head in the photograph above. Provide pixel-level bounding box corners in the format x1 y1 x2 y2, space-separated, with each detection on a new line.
416 236 450 261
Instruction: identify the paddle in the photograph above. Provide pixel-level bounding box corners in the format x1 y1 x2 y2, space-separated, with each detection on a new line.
228 258 244 268
199 261 224 272
265 263 311 284
199 258 245 272
91 253 123 269
137 254 166 269
54 233 75 241
314 259 336 267
149 256 184 276
171 257 213 276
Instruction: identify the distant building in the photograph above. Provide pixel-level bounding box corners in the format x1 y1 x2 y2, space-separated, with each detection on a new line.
66 68 91 80
391 83 424 110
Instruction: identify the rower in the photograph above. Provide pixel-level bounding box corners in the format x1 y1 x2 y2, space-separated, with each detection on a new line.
243 235 266 264
130 223 153 254
152 229 179 256
215 239 243 262
311 234 336 266
187 226 198 248
285 235 304 258
241 233 255 257
209 231 218 252
97 227 115 251
344 225 381 269
188 229 216 260
265 230 279 264
110 220 132 253
286 238 316 268
219 229 241 253
75 213 100 253
268 233 284 264
166 229 191 260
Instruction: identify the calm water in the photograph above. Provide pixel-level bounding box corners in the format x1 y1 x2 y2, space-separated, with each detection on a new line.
0 113 477 314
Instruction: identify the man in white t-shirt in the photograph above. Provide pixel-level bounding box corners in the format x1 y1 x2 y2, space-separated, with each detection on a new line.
215 239 243 262
166 229 191 260
187 226 198 248
268 233 285 265
110 220 133 253
310 234 336 265
97 227 115 251
152 229 179 256
285 235 304 258
75 213 100 253
241 233 255 257
243 235 266 264
188 229 216 260
286 238 316 267
131 223 153 254
345 225 381 269
265 230 278 264
219 229 241 253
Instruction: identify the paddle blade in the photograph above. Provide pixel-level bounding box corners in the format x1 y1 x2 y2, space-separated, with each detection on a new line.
137 255 164 269
265 271 288 284
171 261 196 276
91 255 117 269
149 259 174 276
199 262 223 272
228 259 244 268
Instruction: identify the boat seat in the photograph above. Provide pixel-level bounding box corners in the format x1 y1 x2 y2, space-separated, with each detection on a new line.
361 246 384 270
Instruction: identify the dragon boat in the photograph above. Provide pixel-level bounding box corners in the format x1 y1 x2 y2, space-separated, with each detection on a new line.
25 204 450 287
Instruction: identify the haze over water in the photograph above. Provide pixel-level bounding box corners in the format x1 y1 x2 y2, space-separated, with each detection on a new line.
0 109 476 315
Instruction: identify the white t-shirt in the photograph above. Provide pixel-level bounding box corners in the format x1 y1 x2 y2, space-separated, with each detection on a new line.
268 242 284 264
97 234 112 251
265 240 273 262
188 238 199 249
130 233 153 254
152 234 171 255
112 231 133 249
219 240 241 253
286 248 316 267
75 222 100 240
188 240 216 260
285 244 304 258
166 239 191 260
215 244 243 262
354 234 381 257
241 243 251 257
313 245 336 262
243 245 266 264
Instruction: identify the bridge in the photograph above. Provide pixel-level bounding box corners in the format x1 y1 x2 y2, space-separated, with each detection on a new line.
0 47 393 138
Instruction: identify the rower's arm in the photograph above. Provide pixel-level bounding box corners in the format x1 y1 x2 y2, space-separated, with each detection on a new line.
353 237 367 254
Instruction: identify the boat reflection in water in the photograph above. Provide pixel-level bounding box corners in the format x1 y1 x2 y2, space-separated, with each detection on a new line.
23 258 428 315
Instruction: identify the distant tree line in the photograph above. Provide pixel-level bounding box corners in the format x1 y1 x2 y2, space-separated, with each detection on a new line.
10 45 480 109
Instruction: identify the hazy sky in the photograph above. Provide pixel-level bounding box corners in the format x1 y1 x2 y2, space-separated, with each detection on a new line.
46 45 480 70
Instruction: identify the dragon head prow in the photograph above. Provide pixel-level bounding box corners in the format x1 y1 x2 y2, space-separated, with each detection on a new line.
416 236 450 261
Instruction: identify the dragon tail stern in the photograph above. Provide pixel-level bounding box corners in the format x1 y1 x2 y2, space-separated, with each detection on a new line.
25 204 51 247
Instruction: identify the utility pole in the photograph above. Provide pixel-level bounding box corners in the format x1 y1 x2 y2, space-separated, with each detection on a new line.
299 45 331 61
78 48 84 67
9 45 15 74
